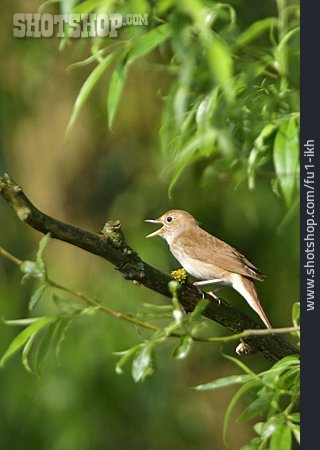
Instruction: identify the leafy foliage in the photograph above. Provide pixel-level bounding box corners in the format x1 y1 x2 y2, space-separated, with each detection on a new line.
1 232 300 447
52 0 299 204
1 1 300 447
195 304 300 449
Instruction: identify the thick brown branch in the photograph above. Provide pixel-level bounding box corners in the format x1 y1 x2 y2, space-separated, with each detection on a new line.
0 174 298 361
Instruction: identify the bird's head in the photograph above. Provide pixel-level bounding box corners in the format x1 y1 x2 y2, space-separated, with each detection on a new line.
145 210 198 243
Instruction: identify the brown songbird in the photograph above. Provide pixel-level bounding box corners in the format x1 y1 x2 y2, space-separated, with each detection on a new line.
145 209 272 329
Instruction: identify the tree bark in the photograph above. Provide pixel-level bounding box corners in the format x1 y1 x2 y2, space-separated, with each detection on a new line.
0 174 298 361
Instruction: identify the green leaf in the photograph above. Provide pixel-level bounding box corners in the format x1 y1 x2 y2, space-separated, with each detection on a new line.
127 24 172 63
255 415 284 439
194 374 252 391
238 393 272 421
2 317 44 326
0 316 58 367
55 317 75 364
168 128 218 197
292 302 300 327
248 123 277 189
114 344 141 375
29 284 47 310
270 423 292 450
172 335 193 360
131 343 154 382
223 380 259 445
67 53 115 133
289 423 300 444
21 332 38 373
240 438 260 450
107 60 128 129
36 233 51 274
72 0 102 15
260 355 300 385
34 321 59 374
142 303 173 312
52 294 84 315
237 18 278 46
273 119 299 206
275 27 300 74
223 353 257 377
288 412 300 423
208 36 234 101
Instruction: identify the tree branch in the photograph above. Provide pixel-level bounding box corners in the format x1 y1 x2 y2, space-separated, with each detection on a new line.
0 174 298 361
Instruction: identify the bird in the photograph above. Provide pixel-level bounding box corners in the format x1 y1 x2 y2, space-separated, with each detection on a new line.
145 209 272 329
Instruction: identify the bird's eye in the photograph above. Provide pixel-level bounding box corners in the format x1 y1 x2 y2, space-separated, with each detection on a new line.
166 216 172 223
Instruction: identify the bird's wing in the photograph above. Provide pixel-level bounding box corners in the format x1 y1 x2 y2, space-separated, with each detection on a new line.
181 229 265 281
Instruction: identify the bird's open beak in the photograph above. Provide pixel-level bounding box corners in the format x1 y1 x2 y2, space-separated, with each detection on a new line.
145 219 164 238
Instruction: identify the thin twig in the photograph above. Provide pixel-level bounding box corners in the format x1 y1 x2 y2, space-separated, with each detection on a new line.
0 243 299 348
0 246 22 265
0 174 299 360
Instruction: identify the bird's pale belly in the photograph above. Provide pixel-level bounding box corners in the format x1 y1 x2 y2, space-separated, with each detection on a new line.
170 247 231 282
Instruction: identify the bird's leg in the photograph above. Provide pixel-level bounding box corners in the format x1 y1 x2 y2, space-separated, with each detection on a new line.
193 279 226 304
193 279 225 287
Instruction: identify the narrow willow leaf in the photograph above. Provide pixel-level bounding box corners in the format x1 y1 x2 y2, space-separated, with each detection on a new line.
22 332 38 373
172 335 193 360
36 233 51 272
38 0 61 12
72 0 102 14
248 123 277 189
292 302 300 326
107 60 128 129
268 355 300 369
0 316 58 367
237 18 278 46
67 54 99 72
67 53 115 133
52 294 84 315
168 157 192 199
194 374 252 391
238 393 273 421
34 321 59 374
270 423 292 449
223 352 257 377
289 423 300 444
168 128 217 197
256 415 284 439
115 344 141 375
142 303 173 312
131 343 154 382
55 317 75 364
127 23 172 63
223 380 259 445
2 317 44 326
288 412 300 423
239 438 260 450
274 27 300 74
273 119 299 206
208 36 234 101
29 284 47 310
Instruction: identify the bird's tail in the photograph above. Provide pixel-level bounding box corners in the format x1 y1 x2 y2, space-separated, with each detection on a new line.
231 274 272 329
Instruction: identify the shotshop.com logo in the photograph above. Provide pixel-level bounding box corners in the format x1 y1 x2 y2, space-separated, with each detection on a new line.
13 13 149 38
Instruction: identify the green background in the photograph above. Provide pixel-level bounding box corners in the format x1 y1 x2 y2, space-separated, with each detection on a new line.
0 0 299 449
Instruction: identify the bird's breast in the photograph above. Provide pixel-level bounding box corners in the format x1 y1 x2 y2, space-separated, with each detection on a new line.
170 241 230 281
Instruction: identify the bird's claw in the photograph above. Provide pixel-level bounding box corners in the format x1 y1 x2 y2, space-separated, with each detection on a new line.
192 283 221 304
193 284 205 299
207 291 221 305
